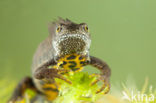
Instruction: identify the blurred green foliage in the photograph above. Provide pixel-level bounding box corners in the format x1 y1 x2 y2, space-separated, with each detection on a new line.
0 0 156 87
0 79 15 103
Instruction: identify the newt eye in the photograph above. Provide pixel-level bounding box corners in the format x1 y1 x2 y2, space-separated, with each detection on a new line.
84 25 89 32
56 26 62 33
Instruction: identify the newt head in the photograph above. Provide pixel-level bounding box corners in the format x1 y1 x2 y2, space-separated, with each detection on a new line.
49 18 91 60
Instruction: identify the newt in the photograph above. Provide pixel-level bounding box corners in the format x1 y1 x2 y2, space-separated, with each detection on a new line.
8 18 111 103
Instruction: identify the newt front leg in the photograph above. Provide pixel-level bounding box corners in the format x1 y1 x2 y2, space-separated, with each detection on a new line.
34 63 72 84
89 56 111 94
33 61 72 101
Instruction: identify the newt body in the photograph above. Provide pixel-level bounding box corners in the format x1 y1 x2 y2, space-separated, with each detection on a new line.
9 18 111 103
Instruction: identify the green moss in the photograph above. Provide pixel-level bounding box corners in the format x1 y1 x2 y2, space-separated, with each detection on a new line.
54 72 103 103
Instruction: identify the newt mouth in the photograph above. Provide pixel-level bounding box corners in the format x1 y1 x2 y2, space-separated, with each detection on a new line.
53 34 91 56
